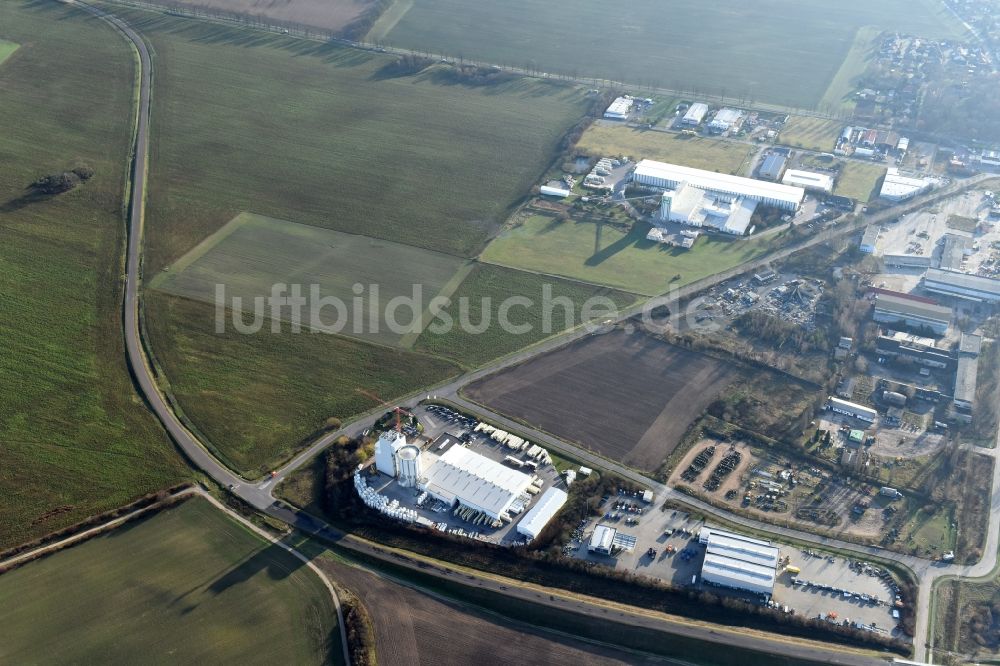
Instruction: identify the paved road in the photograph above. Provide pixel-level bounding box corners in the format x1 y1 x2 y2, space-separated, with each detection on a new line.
70 0 1000 661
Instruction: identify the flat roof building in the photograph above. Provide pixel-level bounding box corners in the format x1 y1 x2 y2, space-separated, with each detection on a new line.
681 102 708 126
603 96 633 120
782 169 834 194
516 487 567 541
659 183 758 235
708 108 744 132
880 168 933 202
699 527 779 597
589 524 616 555
954 333 982 412
758 153 787 181
827 397 877 423
633 159 804 211
419 445 534 521
923 268 1000 303
873 292 952 336
860 226 880 254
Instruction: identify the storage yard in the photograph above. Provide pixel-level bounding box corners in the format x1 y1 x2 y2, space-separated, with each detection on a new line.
687 271 825 331
358 404 570 546
568 506 903 635
463 329 737 472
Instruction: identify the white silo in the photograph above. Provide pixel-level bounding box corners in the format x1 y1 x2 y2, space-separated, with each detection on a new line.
374 430 407 477
396 445 422 488
659 191 673 221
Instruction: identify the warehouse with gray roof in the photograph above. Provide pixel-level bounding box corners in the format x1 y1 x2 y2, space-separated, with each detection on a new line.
873 291 952 336
699 527 779 597
923 268 1000 303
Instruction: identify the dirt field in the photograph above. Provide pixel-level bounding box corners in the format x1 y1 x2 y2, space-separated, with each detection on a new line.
463 329 737 472
165 0 375 34
316 559 663 665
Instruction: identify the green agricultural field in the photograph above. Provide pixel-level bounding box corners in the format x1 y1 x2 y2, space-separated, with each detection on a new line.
779 116 843 152
835 161 886 202
151 212 471 347
480 214 774 296
819 26 881 114
377 0 964 109
0 1 187 549
144 291 460 474
105 6 588 271
414 263 637 367
0 39 19 65
577 125 753 175
0 499 341 664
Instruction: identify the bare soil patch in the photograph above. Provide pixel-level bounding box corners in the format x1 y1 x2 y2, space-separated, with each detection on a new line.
316 559 657 665
464 329 737 472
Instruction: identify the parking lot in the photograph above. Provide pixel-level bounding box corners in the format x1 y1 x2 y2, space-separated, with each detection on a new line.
367 403 565 546
568 506 902 635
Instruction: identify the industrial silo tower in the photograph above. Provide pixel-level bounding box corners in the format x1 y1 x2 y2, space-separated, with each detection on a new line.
396 445 422 488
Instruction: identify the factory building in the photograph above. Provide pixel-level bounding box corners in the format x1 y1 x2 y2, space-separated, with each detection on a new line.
656 183 757 235
939 235 971 272
681 102 709 126
954 333 982 413
873 291 951 336
374 430 408 477
860 226 880 254
588 524 616 555
923 268 1000 303
516 487 567 541
708 108 744 133
827 397 877 423
884 254 933 268
781 169 834 194
633 160 804 211
603 96 634 120
880 168 933 202
758 153 787 181
418 445 534 521
698 527 779 598
876 331 954 370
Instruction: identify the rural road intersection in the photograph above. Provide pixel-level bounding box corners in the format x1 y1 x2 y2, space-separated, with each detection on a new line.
66 0 1000 662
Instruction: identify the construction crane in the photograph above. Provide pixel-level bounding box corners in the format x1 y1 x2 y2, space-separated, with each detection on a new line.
356 388 412 433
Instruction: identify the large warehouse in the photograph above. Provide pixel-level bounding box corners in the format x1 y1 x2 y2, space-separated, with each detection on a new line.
880 168 933 202
923 268 1000 303
827 397 877 423
681 102 708 126
699 527 779 597
782 169 834 194
633 160 804 210
516 486 567 541
873 291 952 336
954 333 983 413
657 185 758 235
418 445 534 521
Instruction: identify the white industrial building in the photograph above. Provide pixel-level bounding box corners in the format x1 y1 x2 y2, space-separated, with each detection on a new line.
539 185 571 198
923 268 1000 303
396 445 422 488
880 168 933 202
708 108 744 133
781 169 834 194
656 185 758 236
634 160 804 211
826 397 877 423
604 96 634 120
698 527 779 597
516 487 567 541
374 430 408 477
589 524 616 555
681 102 709 126
418 445 534 521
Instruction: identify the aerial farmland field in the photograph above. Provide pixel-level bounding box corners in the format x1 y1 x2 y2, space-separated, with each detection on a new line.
375 0 965 109
0 1 187 549
778 116 844 152
150 212 471 347
144 291 460 474
0 39 18 65
577 125 754 175
108 6 589 272
0 499 341 664
481 214 775 296
463 329 738 472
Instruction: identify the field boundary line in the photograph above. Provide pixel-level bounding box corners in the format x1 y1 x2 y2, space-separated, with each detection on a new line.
398 259 476 349
819 26 879 114
365 0 412 42
198 491 351 665
148 211 250 289
0 487 197 571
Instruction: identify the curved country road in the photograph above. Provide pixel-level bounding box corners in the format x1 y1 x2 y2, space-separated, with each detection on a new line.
65 0 999 662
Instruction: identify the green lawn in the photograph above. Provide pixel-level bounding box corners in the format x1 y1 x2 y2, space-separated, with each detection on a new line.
378 0 965 109
144 291 460 475
0 499 341 665
577 125 753 175
779 116 843 152
835 161 886 202
414 263 637 367
0 38 19 65
480 214 775 296
150 212 471 347
103 6 588 271
0 1 187 549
